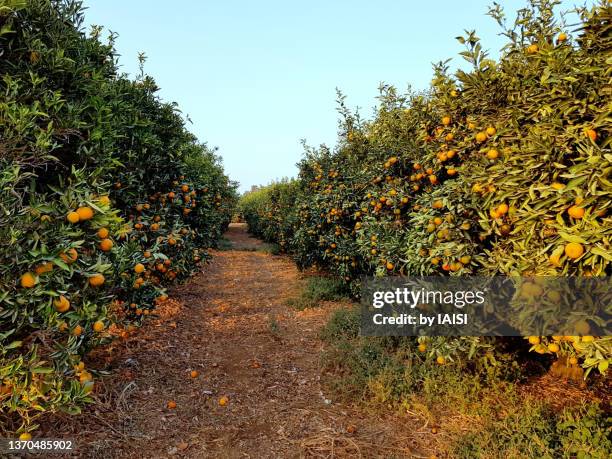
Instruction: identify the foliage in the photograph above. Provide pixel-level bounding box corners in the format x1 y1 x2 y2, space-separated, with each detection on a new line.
0 0 237 433
238 180 299 252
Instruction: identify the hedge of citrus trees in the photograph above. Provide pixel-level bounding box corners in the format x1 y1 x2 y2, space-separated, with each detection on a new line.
240 1 611 377
0 0 237 434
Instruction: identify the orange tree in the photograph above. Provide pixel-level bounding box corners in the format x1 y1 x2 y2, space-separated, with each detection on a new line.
239 180 299 251
0 0 237 434
240 0 610 377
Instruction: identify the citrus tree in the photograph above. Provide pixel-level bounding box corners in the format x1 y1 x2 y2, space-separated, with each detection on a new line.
0 0 237 435
240 0 611 377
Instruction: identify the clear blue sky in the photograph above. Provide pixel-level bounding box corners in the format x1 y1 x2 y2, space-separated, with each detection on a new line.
82 0 582 192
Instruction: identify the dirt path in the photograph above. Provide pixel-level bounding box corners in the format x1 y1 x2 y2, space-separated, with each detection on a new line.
45 224 424 458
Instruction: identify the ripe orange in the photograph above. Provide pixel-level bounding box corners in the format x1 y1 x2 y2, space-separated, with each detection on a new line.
557 32 567 42
20 272 37 288
181 185 189 192
527 43 539 54
167 400 177 409
218 395 229 406
567 205 584 219
60 248 78 264
486 126 496 136
143 251 151 258
190 370 199 378
67 211 80 223
497 203 509 215
72 325 83 336
436 356 446 365
134 263 145 274
168 238 177 246
528 336 540 345
54 295 70 313
475 132 487 142
564 242 584 259
76 206 94 221
151 223 160 231
418 343 427 352
97 228 109 239
35 262 53 275
99 238 113 252
386 261 394 270
89 274 105 287
585 129 597 141
19 433 32 441
487 149 499 159
547 343 559 353
93 320 105 332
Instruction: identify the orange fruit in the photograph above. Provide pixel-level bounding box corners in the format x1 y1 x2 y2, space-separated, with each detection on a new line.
574 319 590 335
527 43 539 54
441 116 451 126
564 242 584 259
35 262 53 275
72 325 83 336
547 343 559 353
486 126 496 136
585 129 597 141
79 371 93 383
497 203 509 215
418 343 427 352
134 263 145 274
218 396 229 406
567 205 584 219
436 356 446 365
557 32 567 42
19 433 32 441
528 336 540 345
60 248 78 264
89 273 105 287
475 132 487 142
97 228 109 239
54 295 70 313
93 320 105 332
66 211 80 223
99 238 113 252
167 400 177 409
143 251 151 258
181 185 189 192
487 149 499 159
20 272 37 288
386 261 394 270
190 370 199 378
76 206 94 221
98 196 111 206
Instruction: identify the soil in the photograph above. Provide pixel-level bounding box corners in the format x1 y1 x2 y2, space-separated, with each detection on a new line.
43 224 426 459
